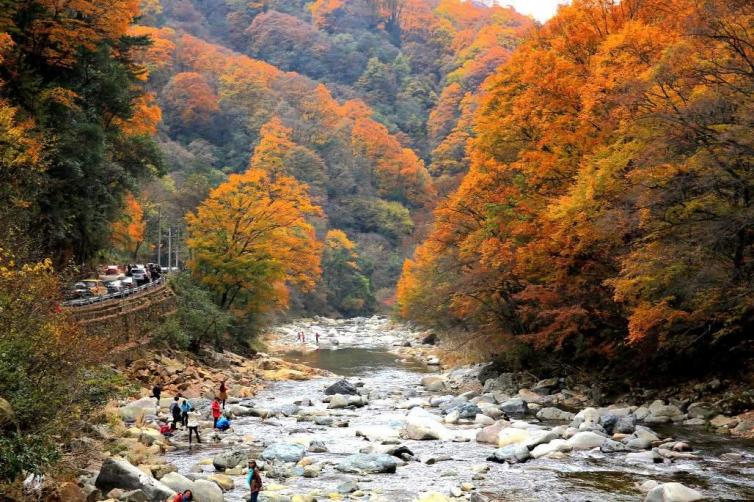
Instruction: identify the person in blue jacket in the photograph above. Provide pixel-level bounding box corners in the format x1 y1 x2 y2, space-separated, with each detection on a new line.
216 415 231 431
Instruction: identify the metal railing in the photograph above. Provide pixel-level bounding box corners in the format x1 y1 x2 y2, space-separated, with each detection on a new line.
63 276 168 308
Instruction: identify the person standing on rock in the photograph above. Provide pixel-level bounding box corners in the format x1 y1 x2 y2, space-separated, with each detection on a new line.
211 397 222 428
315 332 320 345
218 380 229 410
187 409 201 446
180 399 191 427
152 382 162 408
170 396 182 430
246 460 263 502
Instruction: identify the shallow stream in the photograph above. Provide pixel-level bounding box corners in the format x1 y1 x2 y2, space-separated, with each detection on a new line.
165 317 754 501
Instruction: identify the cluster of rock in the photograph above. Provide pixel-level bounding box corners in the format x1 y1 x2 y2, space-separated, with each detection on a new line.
121 348 327 403
402 370 718 501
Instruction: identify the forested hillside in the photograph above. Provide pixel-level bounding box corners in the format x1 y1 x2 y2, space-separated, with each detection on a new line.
134 0 532 317
398 0 754 378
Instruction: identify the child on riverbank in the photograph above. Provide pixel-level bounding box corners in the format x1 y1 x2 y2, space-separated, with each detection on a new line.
247 460 263 502
211 397 222 428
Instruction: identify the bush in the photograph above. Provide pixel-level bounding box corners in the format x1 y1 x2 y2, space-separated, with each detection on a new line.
0 250 114 484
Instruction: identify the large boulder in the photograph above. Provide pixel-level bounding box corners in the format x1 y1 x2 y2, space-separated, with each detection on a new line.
212 449 247 471
324 380 358 396
644 482 704 502
191 479 223 502
261 443 306 463
566 431 607 450
95 458 175 502
486 444 530 464
160 472 194 493
336 453 397 474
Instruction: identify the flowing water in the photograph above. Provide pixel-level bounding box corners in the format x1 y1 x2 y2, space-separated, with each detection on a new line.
165 317 754 501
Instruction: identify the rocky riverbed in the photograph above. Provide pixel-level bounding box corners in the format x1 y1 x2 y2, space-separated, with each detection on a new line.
82 317 754 502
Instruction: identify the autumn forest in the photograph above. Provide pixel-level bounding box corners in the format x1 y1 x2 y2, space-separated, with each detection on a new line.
1 0 754 488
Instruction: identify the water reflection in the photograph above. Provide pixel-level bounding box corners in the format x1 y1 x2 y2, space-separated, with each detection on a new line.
280 347 429 376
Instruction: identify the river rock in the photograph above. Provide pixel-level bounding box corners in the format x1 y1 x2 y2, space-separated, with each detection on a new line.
212 449 247 471
532 378 559 395
455 403 483 419
536 407 575 421
302 464 321 478
325 380 358 396
476 421 508 444
600 439 629 453
337 480 359 494
308 440 328 453
119 489 148 502
421 375 447 392
486 444 530 464
229 405 253 417
404 412 453 440
262 443 306 463
525 430 560 449
500 398 527 416
328 394 349 409
475 414 495 426
614 414 637 434
444 410 460 424
626 450 662 464
478 403 503 419
336 454 397 474
687 402 717 420
192 479 223 502
530 438 571 458
314 416 333 426
160 472 194 493
644 482 704 502
567 431 606 450
416 493 451 502
710 415 738 429
496 427 530 447
95 458 175 502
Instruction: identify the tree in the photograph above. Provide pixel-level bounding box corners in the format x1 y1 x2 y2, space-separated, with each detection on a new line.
186 168 323 316
111 192 146 259
321 229 375 315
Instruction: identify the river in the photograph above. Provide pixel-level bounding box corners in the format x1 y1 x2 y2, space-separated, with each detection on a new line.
165 317 754 501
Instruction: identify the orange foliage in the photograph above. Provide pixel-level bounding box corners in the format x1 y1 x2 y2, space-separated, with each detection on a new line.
111 192 145 258
186 168 322 314
163 72 219 127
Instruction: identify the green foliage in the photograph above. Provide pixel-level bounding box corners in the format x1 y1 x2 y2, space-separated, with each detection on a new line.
168 272 232 351
0 433 60 482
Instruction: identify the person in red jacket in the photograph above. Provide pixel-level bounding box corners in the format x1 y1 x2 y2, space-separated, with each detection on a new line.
211 397 222 428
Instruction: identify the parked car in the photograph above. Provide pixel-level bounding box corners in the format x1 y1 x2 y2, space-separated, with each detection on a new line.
80 279 107 296
67 282 91 299
121 277 135 289
131 266 150 286
100 265 124 281
105 280 124 294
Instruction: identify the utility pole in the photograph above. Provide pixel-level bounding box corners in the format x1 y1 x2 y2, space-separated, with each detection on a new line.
157 206 162 267
175 227 180 271
167 226 172 273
